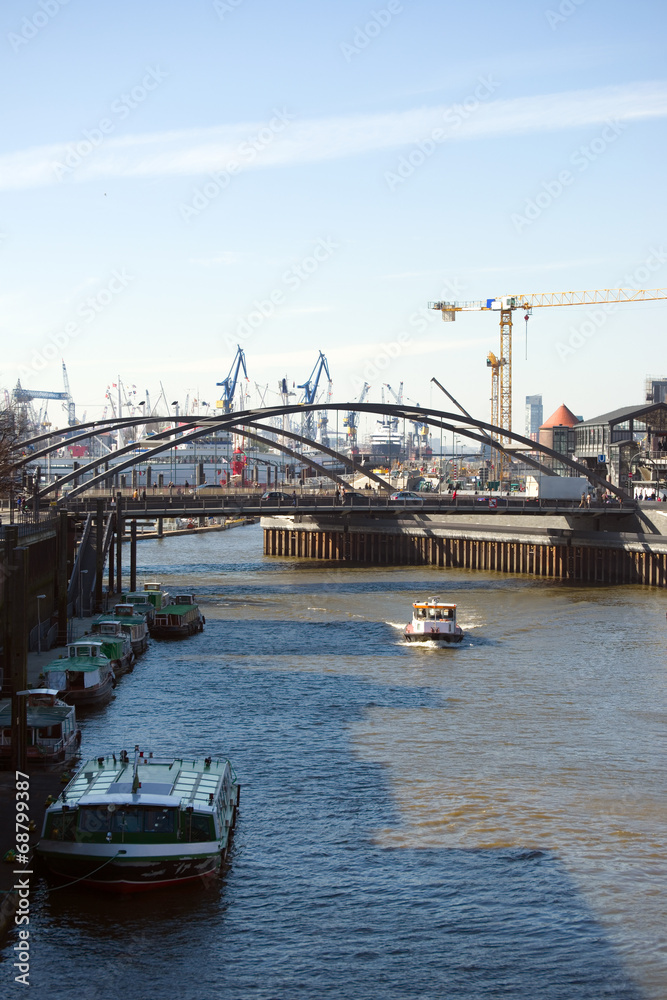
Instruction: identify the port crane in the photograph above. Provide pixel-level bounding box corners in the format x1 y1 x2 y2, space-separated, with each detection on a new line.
13 360 76 429
297 351 332 442
431 287 667 482
344 382 370 454
216 345 249 414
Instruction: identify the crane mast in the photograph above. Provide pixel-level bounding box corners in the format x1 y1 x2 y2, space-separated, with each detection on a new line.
297 351 332 442
431 287 667 486
344 382 370 454
216 345 249 414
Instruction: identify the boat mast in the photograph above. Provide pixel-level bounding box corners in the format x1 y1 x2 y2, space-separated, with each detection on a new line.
132 744 141 792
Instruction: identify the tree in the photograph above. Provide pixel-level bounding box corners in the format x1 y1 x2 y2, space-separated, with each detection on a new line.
0 408 22 497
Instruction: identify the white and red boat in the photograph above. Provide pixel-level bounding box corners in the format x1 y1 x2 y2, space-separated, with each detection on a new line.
404 597 464 643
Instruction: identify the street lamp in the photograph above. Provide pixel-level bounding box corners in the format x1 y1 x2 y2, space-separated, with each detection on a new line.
79 570 89 619
36 594 46 655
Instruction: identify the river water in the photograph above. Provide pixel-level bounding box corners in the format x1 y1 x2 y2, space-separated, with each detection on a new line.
3 523 666 999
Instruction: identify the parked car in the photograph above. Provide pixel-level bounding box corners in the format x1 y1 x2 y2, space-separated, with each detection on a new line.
342 491 366 506
261 491 294 503
389 491 424 504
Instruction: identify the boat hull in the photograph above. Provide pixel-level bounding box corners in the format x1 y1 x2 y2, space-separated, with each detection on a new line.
0 733 81 767
60 676 115 707
149 621 204 639
39 850 225 892
404 630 464 643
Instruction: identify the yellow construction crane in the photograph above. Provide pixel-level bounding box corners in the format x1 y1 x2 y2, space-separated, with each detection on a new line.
430 288 667 484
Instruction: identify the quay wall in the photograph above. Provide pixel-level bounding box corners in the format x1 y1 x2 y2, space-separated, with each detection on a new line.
261 512 667 586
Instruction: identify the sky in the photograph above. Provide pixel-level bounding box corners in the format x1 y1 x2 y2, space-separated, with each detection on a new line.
1 0 666 440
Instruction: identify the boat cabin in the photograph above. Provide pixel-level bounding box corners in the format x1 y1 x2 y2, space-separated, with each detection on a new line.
0 690 79 764
412 603 456 621
142 583 171 610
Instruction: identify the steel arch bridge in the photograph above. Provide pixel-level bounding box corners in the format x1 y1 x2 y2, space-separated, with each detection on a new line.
12 402 624 500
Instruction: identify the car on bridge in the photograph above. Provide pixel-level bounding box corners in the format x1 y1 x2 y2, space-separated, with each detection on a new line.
390 491 424 504
261 491 294 503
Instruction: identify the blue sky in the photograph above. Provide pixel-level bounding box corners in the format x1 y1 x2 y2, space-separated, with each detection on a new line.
1 0 666 436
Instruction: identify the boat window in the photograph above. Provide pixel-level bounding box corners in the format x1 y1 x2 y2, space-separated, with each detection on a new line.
78 806 109 833
109 807 143 833
416 609 426 619
48 810 77 841
186 814 214 842
142 808 176 833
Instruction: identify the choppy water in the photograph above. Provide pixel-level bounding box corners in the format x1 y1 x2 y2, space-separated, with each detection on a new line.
3 523 666 999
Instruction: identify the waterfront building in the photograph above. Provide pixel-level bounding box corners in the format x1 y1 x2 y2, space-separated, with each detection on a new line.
524 394 543 442
574 402 667 490
538 404 580 474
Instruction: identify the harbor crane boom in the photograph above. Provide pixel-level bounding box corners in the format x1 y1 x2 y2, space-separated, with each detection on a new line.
430 287 667 483
216 345 249 414
298 351 332 441
344 382 370 453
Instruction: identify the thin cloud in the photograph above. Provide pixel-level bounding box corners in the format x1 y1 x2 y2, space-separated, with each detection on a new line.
1 81 666 191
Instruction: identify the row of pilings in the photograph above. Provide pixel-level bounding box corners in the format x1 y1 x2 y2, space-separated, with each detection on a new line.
263 525 667 586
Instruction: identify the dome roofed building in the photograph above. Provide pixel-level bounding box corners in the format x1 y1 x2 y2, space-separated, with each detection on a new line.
538 404 581 471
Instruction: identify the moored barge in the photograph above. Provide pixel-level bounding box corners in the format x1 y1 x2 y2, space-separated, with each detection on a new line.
37 747 240 891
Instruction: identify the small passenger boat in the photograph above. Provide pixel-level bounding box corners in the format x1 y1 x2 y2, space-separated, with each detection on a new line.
142 582 171 611
38 746 240 892
0 690 81 766
149 595 205 638
120 591 156 624
404 596 464 643
92 606 149 655
43 645 115 707
79 626 135 675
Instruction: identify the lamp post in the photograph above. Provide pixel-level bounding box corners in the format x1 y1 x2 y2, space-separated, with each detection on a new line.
79 570 89 619
36 594 46 655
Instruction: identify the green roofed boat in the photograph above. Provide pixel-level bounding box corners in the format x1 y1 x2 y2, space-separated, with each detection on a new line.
149 594 205 638
37 746 240 892
43 643 115 707
92 605 149 655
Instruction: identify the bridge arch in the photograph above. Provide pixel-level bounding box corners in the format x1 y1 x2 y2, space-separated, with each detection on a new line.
11 403 624 500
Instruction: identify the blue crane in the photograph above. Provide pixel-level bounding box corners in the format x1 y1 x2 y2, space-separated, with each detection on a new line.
216 345 249 413
297 351 332 441
13 359 76 427
344 382 370 454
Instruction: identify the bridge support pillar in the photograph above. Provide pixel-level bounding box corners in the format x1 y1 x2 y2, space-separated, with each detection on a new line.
130 519 137 592
95 499 104 612
56 510 68 645
115 493 123 595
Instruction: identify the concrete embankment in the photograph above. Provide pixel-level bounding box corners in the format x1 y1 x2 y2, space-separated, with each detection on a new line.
261 509 667 585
